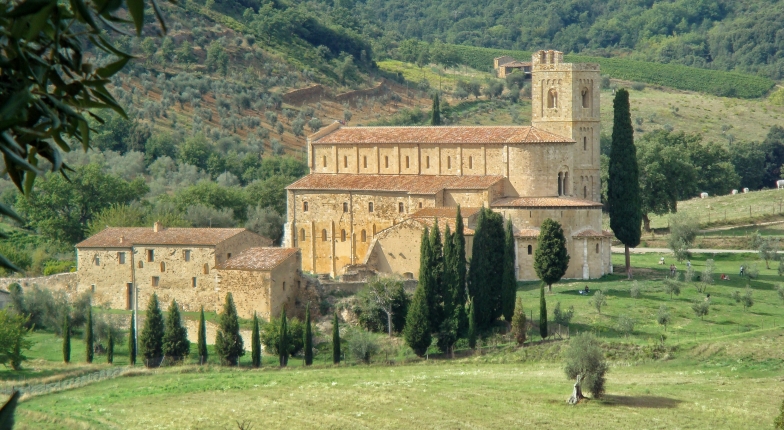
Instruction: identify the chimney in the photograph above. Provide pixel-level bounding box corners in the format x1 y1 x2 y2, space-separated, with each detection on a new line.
153 221 162 233
119 236 124 244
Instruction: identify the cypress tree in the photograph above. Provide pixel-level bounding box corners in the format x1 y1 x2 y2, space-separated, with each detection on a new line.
251 312 261 368
539 283 548 339
417 227 433 335
62 316 71 364
467 207 505 328
442 224 456 323
501 218 517 322
162 299 190 362
608 88 642 279
431 93 441 125
304 304 313 366
429 219 445 330
140 293 164 367
197 306 208 364
332 313 341 364
404 281 432 357
467 301 477 349
85 307 94 363
107 331 114 364
453 206 468 335
278 309 289 367
215 292 245 365
128 313 136 366
534 218 570 292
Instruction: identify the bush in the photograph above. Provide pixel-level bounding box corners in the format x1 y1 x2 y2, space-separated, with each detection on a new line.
692 300 710 320
511 297 526 345
630 82 646 91
43 260 75 276
346 328 379 364
630 281 641 299
354 281 410 334
590 290 607 314
553 301 574 327
617 314 634 337
260 316 304 356
563 333 608 398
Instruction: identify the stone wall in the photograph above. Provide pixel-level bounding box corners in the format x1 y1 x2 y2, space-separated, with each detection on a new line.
335 80 389 103
0 273 77 294
282 84 326 106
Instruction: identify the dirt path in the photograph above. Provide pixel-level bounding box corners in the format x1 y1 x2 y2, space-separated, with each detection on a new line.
611 247 757 254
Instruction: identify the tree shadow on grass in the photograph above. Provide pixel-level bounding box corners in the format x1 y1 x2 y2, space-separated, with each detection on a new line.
599 394 682 409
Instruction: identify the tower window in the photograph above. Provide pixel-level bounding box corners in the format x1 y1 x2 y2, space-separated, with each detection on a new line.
322 229 328 241
468 156 473 169
361 230 367 242
547 89 558 108
582 88 590 109
341 229 346 242
303 201 308 212
426 156 430 168
299 228 305 242
583 136 587 150
372 224 376 236
343 202 348 212
584 186 587 198
323 155 327 167
368 202 374 212
398 202 404 213
596 243 600 253
447 156 451 169
527 245 532 255
558 172 563 196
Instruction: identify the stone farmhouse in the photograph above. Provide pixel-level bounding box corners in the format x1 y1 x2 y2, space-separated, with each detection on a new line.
493 55 532 78
284 50 613 281
76 223 302 318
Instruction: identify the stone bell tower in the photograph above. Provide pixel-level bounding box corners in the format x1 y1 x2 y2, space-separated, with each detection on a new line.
531 50 601 202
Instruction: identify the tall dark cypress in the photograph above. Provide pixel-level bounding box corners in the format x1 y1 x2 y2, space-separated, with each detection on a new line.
197 306 208 364
417 227 433 335
431 93 441 125
442 224 456 322
140 293 164 367
468 208 505 329
128 313 136 366
304 304 313 366
251 312 261 368
278 309 289 367
501 218 517 322
85 307 93 363
332 313 341 364
539 283 548 339
403 280 432 357
216 293 244 365
608 88 642 279
62 316 71 364
163 299 190 361
467 301 477 349
453 206 468 335
533 218 570 292
107 331 114 364
429 219 445 330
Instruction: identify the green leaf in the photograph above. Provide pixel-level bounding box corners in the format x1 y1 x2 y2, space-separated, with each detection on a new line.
7 0 55 18
96 56 130 78
69 0 99 29
127 0 145 35
0 202 24 224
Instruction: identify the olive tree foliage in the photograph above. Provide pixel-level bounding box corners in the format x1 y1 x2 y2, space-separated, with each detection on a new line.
564 333 608 398
0 0 173 271
752 232 779 269
590 290 607 314
656 305 671 331
667 212 699 261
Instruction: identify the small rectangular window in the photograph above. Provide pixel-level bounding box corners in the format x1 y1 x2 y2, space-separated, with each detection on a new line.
385 156 389 168
368 202 374 212
94 256 100 266
398 202 404 213
447 156 451 169
426 156 430 169
343 202 348 212
469 156 473 169
227 253 232 259
405 156 410 169
184 250 191 262
147 249 154 262
344 155 348 168
363 156 367 168
152 276 159 287
323 155 327 167
91 284 96 292
303 201 309 212
192 277 197 288
118 252 126 264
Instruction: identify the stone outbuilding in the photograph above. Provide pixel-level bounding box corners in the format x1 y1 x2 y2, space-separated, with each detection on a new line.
216 247 302 319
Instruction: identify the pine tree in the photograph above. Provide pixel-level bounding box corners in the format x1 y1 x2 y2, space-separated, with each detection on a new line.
332 313 341 364
467 301 477 349
128 313 136 366
197 306 208 364
453 205 468 335
534 218 570 292
85 307 93 363
539 283 548 339
278 309 289 366
404 281 432 357
429 219 445 330
251 312 261 368
163 299 190 362
140 293 164 367
417 227 433 335
467 208 505 328
216 293 245 365
431 93 441 125
608 88 642 279
107 331 114 364
62 316 70 364
501 218 517 322
304 304 313 366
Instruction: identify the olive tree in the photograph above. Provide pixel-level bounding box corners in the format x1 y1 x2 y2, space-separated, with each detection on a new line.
564 333 608 402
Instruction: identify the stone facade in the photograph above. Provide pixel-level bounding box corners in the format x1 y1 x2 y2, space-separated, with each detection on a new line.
285 50 613 281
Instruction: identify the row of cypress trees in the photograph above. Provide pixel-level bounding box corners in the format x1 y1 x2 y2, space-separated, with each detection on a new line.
62 303 107 364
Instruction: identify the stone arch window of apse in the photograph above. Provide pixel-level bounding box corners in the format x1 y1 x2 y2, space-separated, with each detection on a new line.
547 88 558 109
583 136 587 151
558 171 569 196
581 87 590 109
321 229 328 241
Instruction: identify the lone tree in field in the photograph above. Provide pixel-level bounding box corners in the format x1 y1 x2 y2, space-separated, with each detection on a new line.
565 333 608 403
216 293 245 365
304 304 313 366
404 280 432 357
62 316 71 364
501 218 517 322
511 297 526 346
591 290 607 314
197 307 208 364
534 218 570 292
608 88 642 279
657 305 671 331
332 313 341 364
251 312 261 368
163 300 190 362
140 293 164 367
128 314 136 366
85 307 93 363
539 283 548 339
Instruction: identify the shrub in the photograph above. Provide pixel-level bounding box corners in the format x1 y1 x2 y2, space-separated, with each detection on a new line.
511 298 526 345
741 287 754 311
617 314 634 337
43 260 75 276
346 328 379 364
692 300 710 320
260 316 304 357
564 333 608 398
630 281 641 299
553 301 574 327
663 279 681 299
656 305 670 331
590 290 607 314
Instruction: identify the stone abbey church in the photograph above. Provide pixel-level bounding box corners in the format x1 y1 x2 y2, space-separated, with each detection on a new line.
284 50 613 281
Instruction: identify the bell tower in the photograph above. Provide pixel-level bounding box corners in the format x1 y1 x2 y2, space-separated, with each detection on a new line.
531 50 601 202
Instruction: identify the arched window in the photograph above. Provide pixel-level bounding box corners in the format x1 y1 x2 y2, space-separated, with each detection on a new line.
469 156 473 169
361 230 367 242
596 243 600 253
203 263 209 274
341 229 346 242
282 282 286 291
584 186 587 199
547 89 558 108
385 156 389 168
558 172 563 196
343 202 348 212
368 202 374 212
322 229 327 241
343 155 348 168
322 155 327 167
299 228 305 242
372 224 376 236
303 201 308 212
418 202 422 208
527 245 532 255
581 88 590 108
405 156 410 169
398 202 404 213
583 136 587 150
563 172 569 195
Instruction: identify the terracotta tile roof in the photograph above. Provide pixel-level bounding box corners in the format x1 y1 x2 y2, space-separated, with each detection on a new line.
491 197 603 208
409 217 476 235
287 174 504 195
218 247 299 271
311 126 573 145
411 207 481 218
573 229 606 238
515 228 540 238
502 61 531 67
76 227 250 248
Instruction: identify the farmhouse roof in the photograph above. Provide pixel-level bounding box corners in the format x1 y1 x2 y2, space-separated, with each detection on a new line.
411 207 481 218
286 174 504 195
217 247 299 271
76 226 251 248
310 126 573 145
491 196 603 208
573 229 614 238
501 61 531 68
